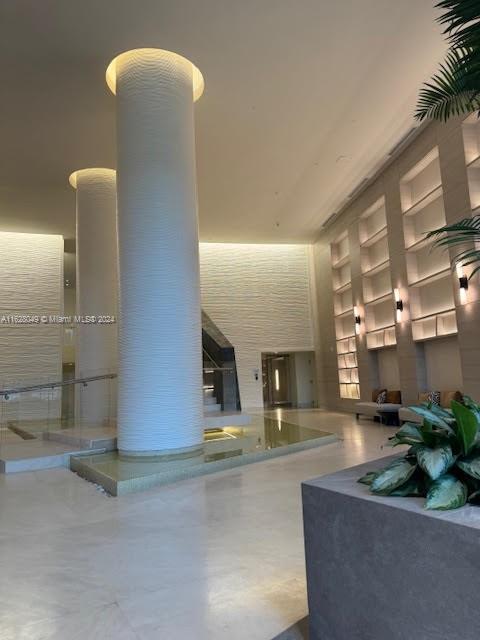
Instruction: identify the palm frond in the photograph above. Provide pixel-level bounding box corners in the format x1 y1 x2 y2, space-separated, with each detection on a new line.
436 1 480 49
427 216 480 238
427 216 480 277
415 48 480 121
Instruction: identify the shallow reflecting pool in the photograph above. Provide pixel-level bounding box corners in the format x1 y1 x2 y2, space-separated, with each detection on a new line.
71 415 336 495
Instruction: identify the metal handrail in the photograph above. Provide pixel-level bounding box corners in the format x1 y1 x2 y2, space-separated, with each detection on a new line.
0 365 234 400
202 347 220 368
0 373 117 399
202 347 234 372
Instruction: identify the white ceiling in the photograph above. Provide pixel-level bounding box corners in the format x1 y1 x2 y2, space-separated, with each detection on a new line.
0 0 446 243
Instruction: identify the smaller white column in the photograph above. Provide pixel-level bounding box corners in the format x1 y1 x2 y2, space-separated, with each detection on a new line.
69 168 118 426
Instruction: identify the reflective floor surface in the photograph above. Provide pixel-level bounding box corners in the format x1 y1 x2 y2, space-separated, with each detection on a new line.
0 409 401 640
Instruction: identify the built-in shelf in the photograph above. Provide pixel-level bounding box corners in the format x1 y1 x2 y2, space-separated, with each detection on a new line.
365 296 395 334
365 292 392 308
412 309 458 342
332 261 351 292
360 233 389 275
463 112 480 163
462 113 480 211
339 366 359 383
331 231 360 400
363 264 392 306
359 197 387 246
400 148 442 213
408 267 451 289
337 352 357 369
333 280 352 294
334 307 354 319
339 383 361 400
409 275 456 324
336 336 357 355
361 258 390 278
334 279 353 317
400 148 456 334
358 196 394 352
466 155 480 170
403 189 446 250
406 245 450 286
331 253 350 269
360 225 387 248
402 184 443 218
405 235 435 253
331 231 350 267
366 325 396 350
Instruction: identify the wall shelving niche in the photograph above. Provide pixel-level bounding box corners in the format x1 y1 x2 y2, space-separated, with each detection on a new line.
462 112 480 212
331 231 359 399
400 147 457 342
359 197 396 351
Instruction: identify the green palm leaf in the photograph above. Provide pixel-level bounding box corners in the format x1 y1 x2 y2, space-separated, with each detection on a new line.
436 1 480 50
416 1 480 122
415 48 480 121
426 216 480 277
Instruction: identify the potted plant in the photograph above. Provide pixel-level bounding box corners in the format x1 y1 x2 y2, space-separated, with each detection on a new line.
359 396 480 509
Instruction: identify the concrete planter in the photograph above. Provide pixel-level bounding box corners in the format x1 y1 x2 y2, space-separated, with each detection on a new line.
302 455 480 640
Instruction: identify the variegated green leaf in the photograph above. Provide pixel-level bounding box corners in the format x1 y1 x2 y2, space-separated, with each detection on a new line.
457 454 480 480
416 444 455 480
425 475 467 510
462 396 480 423
408 405 451 429
451 400 478 455
370 458 416 496
394 423 424 445
424 403 455 426
389 476 423 497
357 471 378 486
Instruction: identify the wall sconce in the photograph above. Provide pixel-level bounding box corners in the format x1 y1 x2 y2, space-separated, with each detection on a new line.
456 263 468 304
354 306 361 335
394 288 404 322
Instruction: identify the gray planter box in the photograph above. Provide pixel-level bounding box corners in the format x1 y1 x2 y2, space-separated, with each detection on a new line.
302 455 480 640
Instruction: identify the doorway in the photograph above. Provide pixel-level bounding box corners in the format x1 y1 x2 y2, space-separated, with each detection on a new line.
262 351 317 409
262 353 292 408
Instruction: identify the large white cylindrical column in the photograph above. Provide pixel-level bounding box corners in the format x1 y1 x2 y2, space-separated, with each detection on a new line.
70 168 118 425
106 49 204 458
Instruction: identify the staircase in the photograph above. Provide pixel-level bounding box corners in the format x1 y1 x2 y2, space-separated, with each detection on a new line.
203 386 221 413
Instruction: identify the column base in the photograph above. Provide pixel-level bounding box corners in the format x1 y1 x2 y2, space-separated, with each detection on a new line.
118 443 204 462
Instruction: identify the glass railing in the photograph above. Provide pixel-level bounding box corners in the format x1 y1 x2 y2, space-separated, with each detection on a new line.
203 349 240 412
0 362 241 454
0 370 117 450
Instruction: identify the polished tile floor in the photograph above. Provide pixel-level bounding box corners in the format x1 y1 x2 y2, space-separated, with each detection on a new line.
0 409 399 640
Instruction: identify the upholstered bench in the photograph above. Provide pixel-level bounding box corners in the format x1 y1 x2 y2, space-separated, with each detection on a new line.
355 389 402 426
398 390 463 424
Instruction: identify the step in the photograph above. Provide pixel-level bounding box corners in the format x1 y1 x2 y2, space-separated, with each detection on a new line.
44 426 117 452
204 411 252 429
204 403 222 413
0 440 107 473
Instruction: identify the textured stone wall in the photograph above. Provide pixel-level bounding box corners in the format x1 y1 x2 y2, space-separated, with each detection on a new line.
199 243 314 408
0 231 63 419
